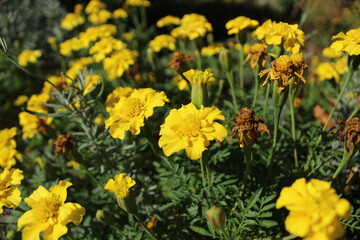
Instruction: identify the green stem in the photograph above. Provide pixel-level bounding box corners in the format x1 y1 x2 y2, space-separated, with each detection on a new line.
251 65 260 109
240 149 252 197
131 7 142 33
200 157 206 188
193 40 202 70
322 61 356 131
140 7 147 29
288 79 299 168
263 84 271 121
80 163 103 188
220 227 232 240
347 106 360 120
133 214 159 240
213 79 224 107
235 35 244 99
110 225 127 239
204 157 211 188
225 70 238 112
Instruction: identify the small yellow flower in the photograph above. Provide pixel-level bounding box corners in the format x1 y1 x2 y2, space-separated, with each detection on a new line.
201 43 225 57
316 57 348 83
19 112 53 140
85 0 106 14
276 178 350 240
159 103 228 160
126 0 151 7
88 9 112 25
17 181 85 240
330 28 360 55
103 49 138 80
113 8 128 19
156 15 181 28
105 88 169 139
0 168 23 214
225 16 259 35
183 68 215 85
322 47 343 59
61 13 85 31
122 32 135 41
14 95 29 106
0 127 20 169
35 157 45 168
47 37 57 49
104 173 136 199
93 114 104 125
66 160 81 169
74 4 83 14
149 34 176 52
105 87 134 112
18 50 42 67
172 75 188 90
89 37 127 62
171 13 212 40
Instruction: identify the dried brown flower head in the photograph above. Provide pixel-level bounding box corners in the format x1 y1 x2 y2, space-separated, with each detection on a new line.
259 53 307 93
229 107 270 148
243 43 275 69
169 51 195 74
338 117 360 154
54 134 75 155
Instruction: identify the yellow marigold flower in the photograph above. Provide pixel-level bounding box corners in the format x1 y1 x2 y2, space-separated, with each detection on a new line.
156 15 181 28
149 34 176 52
158 103 228 160
122 32 135 41
47 37 57 50
105 88 169 139
18 50 42 67
126 0 151 7
66 160 81 169
316 57 348 83
17 181 85 240
88 9 112 25
171 13 212 40
183 68 215 85
225 16 259 35
85 0 106 14
103 49 138 80
322 47 343 59
259 53 307 93
0 147 17 169
105 87 134 112
26 92 50 113
14 95 29 106
253 19 304 54
113 8 128 19
330 28 360 56
89 37 127 62
0 168 23 214
172 75 188 90
61 13 85 31
104 173 136 199
93 114 104 125
201 43 225 57
43 75 68 93
19 112 53 140
276 178 351 240
74 4 83 14
0 127 17 149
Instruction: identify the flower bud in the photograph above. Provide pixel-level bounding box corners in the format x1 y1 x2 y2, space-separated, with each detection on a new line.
96 210 113 225
219 49 232 72
205 206 226 229
117 192 137 214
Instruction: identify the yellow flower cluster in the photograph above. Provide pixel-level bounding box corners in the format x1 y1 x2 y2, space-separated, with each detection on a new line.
159 103 228 160
0 127 21 168
17 50 42 67
61 13 85 31
253 19 304 54
0 168 23 213
316 57 348 82
225 16 259 35
17 181 85 240
89 37 127 62
105 88 169 139
88 9 112 25
331 28 360 56
85 0 105 14
126 0 151 7
113 8 128 19
149 34 176 52
60 24 117 56
156 15 181 28
103 49 138 80
201 43 225 57
104 173 136 199
171 13 212 40
276 178 351 240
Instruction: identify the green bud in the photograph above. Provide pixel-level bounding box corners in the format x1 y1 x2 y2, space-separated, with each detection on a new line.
205 206 226 229
96 210 113 225
117 192 137 214
219 49 232 72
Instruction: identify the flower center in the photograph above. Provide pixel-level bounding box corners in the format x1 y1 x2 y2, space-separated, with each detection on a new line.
172 113 202 137
122 98 145 118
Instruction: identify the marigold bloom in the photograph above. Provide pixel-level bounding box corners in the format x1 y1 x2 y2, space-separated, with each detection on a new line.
126 0 151 7
330 28 360 56
66 57 94 80
276 178 351 240
259 53 307 93
105 87 134 111
14 95 29 106
0 168 23 214
172 75 188 90
225 16 259 35
253 20 304 54
322 47 343 59
316 57 348 83
105 88 169 139
201 43 225 57
159 103 228 160
113 8 128 19
82 74 101 95
244 43 275 69
85 0 106 14
183 68 215 85
61 13 85 31
0 127 17 149
88 9 112 25
103 49 138 80
229 107 269 148
156 15 181 28
17 181 85 240
89 37 127 62
0 127 20 168
171 13 212 40
18 50 42 67
19 112 52 139
104 173 136 199
149 34 176 52
74 4 83 14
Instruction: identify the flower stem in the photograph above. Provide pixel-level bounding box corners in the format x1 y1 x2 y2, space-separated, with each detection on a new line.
133 214 159 240
200 157 206 188
240 148 252 197
332 152 352 180
225 70 238 112
347 105 360 120
192 40 202 70
263 84 271 121
235 35 244 99
251 65 260 109
288 79 299 168
220 227 232 240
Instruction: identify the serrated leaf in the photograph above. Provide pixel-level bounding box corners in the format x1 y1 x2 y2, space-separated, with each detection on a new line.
259 220 278 228
189 226 213 237
247 188 262 209
261 203 276 212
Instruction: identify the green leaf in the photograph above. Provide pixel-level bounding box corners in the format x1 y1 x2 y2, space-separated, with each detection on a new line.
259 220 278 228
189 226 213 237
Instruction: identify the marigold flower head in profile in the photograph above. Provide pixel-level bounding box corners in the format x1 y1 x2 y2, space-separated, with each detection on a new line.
259 53 307 93
105 87 134 112
113 8 128 19
158 103 228 160
229 107 269 149
330 28 360 56
156 15 181 28
243 43 276 69
225 16 259 35
0 127 20 169
276 178 351 240
18 50 42 67
169 50 195 74
103 48 138 80
85 0 106 14
19 112 53 140
149 34 176 52
201 43 225 57
171 13 212 40
252 19 304 54
0 168 23 214
17 181 85 240
104 173 136 199
61 13 85 31
105 88 169 140
126 0 151 7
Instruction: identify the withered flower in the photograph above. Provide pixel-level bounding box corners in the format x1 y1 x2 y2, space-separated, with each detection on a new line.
229 107 270 149
169 50 195 75
338 117 360 155
54 134 75 155
259 53 307 93
243 43 275 69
